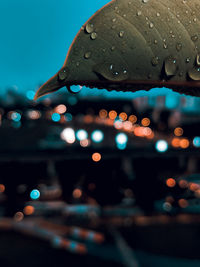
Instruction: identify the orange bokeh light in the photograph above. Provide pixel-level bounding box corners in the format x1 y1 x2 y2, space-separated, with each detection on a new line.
174 127 184 137
178 199 188 208
180 138 189 149
23 205 35 216
109 110 117 120
179 179 188 189
119 112 128 121
128 115 137 124
171 138 180 148
73 188 82 199
141 118 150 127
99 109 108 119
0 184 5 193
92 152 102 162
166 178 176 188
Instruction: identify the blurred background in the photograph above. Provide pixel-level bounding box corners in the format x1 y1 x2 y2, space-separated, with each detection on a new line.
1 1 200 267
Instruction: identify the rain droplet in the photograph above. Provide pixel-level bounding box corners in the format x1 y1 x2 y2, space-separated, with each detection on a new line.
85 23 94 34
165 57 178 76
137 10 142 16
93 63 129 82
193 18 197 22
119 31 125 38
154 39 158 44
188 67 200 81
151 57 159 66
191 35 198 42
84 52 91 59
163 43 168 49
156 12 160 17
142 0 149 3
186 57 190 63
90 32 97 40
149 23 154 29
66 85 82 94
196 54 200 66
111 46 115 51
176 43 182 52
112 18 117 22
58 67 69 81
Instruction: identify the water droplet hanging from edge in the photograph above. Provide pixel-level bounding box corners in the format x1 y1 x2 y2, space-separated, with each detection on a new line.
188 67 200 81
165 57 178 77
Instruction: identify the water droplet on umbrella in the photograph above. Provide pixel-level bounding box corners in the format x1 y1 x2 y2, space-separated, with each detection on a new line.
176 43 182 51
149 23 154 29
84 52 91 59
165 57 178 76
191 35 198 42
90 32 97 40
151 57 159 66
163 43 168 49
186 57 190 63
93 63 129 82
58 67 69 81
196 54 200 66
85 23 94 34
188 67 200 80
66 85 82 94
119 31 125 38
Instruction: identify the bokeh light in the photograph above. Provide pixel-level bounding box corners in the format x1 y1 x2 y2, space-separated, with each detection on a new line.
166 178 176 188
73 188 82 199
109 110 117 120
180 138 189 149
115 133 128 145
91 130 104 143
23 205 35 215
193 137 200 148
141 118 150 127
52 113 61 122
11 112 21 122
55 104 67 114
26 90 35 101
30 189 40 200
174 127 184 137
76 129 88 141
92 152 102 162
61 128 76 144
155 140 168 153
0 184 5 193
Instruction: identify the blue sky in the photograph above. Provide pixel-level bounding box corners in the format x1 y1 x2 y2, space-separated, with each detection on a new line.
0 0 183 99
0 0 109 93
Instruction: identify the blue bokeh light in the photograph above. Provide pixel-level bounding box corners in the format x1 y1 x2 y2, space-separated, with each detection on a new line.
193 137 200 148
76 129 88 141
30 189 40 200
52 113 61 122
26 90 35 100
115 133 128 145
155 140 168 153
11 112 21 122
91 130 104 143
